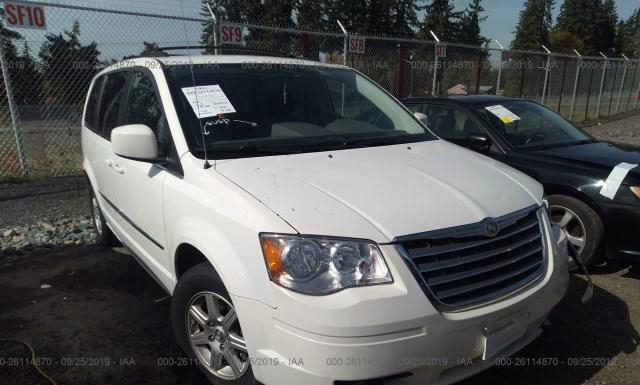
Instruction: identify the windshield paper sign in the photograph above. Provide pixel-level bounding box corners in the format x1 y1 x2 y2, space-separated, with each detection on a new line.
181 85 236 118
485 105 521 124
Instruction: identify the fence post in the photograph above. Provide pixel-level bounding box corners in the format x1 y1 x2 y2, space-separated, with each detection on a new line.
584 64 595 121
557 58 568 113
608 63 619 115
474 50 482 94
634 75 640 110
518 53 527 98
430 31 440 96
627 62 639 110
569 49 582 121
396 43 405 97
540 45 551 105
615 54 630 113
0 36 28 176
495 40 504 96
205 3 219 55
337 20 348 65
596 52 607 117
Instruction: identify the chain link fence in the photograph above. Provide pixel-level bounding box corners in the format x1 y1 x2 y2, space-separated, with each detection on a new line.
0 2 639 179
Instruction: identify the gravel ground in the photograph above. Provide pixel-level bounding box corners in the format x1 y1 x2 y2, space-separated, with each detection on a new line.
0 176 89 229
581 110 640 147
0 246 638 385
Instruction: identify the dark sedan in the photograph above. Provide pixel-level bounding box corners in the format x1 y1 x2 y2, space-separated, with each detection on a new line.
402 95 640 266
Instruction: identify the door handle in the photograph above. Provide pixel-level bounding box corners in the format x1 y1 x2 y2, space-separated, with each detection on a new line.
112 163 125 174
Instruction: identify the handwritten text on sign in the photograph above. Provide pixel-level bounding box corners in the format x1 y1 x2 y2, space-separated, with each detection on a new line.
220 23 245 46
3 1 46 30
349 36 365 54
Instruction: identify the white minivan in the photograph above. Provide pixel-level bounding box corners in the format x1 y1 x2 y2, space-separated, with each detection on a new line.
82 55 569 385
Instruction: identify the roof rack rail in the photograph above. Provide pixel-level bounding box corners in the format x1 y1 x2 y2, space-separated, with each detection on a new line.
153 45 298 58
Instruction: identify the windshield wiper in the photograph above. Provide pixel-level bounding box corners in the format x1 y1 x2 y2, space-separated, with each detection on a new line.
522 139 595 151
304 133 421 151
195 145 298 157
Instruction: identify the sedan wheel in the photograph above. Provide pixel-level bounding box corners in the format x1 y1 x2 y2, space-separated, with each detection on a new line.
186 291 249 380
546 195 604 267
549 205 586 255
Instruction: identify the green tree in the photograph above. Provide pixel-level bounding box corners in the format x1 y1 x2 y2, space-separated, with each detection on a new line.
459 0 487 46
618 7 640 56
139 41 162 56
367 0 395 33
391 0 419 36
549 29 585 53
324 0 369 31
0 25 39 105
511 0 554 50
200 0 294 53
418 0 462 41
123 41 165 60
13 42 40 105
257 0 295 26
554 0 618 54
596 0 619 54
38 21 100 105
296 0 329 30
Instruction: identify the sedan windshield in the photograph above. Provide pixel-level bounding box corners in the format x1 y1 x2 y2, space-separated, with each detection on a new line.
476 100 591 150
164 63 433 159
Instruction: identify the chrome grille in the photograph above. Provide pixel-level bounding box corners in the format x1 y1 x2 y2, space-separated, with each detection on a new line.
396 206 546 311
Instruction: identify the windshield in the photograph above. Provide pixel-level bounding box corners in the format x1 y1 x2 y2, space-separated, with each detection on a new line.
163 63 433 159
475 100 591 150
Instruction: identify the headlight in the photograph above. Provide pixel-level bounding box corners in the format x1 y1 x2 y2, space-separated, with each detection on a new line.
630 186 640 199
260 234 392 294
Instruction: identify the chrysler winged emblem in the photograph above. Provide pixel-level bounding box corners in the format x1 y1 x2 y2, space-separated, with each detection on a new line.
484 220 499 237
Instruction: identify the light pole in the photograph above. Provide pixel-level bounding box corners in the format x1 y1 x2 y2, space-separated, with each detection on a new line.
616 54 630 113
569 49 582 121
337 20 348 66
541 44 552 105
402 51 416 97
430 30 440 96
495 39 504 96
205 2 220 55
596 51 608 117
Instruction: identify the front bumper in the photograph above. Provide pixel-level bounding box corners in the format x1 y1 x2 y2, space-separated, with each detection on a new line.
597 201 640 259
233 224 569 385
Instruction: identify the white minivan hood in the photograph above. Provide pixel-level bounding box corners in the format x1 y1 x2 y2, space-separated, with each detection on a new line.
215 140 543 243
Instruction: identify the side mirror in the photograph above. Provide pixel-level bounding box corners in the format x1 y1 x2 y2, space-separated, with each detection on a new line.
111 124 159 161
414 112 430 127
466 134 491 153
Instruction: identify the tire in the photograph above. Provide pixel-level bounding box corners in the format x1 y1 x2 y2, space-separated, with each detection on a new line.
88 186 119 246
547 194 604 267
171 262 257 385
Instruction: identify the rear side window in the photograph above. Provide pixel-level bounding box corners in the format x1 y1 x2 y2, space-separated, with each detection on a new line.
124 70 167 150
98 72 128 139
84 76 103 131
422 104 484 140
405 104 422 113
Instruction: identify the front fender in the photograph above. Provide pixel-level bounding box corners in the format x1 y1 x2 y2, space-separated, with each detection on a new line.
163 163 295 308
168 216 277 307
83 156 98 195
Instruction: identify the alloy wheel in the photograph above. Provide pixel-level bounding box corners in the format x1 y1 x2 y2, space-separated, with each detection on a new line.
549 205 586 256
185 291 249 380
